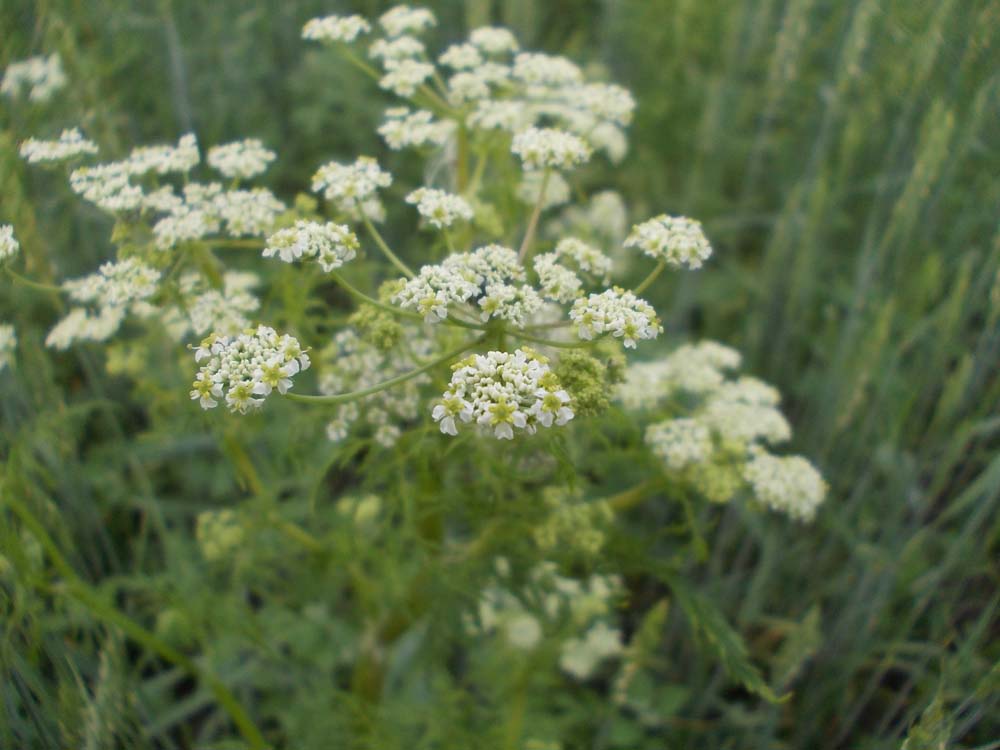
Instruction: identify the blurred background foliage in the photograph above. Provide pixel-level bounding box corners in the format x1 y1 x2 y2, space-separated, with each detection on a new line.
2 0 999 748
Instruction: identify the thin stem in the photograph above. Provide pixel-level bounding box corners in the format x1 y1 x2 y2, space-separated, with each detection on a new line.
5 268 63 294
633 259 667 296
329 271 423 321
208 239 265 249
465 150 489 198
508 329 596 349
5 495 268 750
284 335 486 405
516 168 552 264
606 478 663 512
358 204 415 278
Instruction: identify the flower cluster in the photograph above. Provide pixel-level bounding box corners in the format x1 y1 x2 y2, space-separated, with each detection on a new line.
191 325 310 412
311 156 392 213
263 220 359 272
511 128 592 171
625 214 713 269
405 188 474 229
570 288 661 348
392 244 541 326
320 327 433 447
46 259 161 349
377 107 453 150
19 128 99 163
0 225 19 262
533 238 613 303
432 349 573 439
160 271 260 340
743 449 828 522
469 559 625 679
206 139 276 179
1 54 66 102
621 340 826 520
302 14 371 43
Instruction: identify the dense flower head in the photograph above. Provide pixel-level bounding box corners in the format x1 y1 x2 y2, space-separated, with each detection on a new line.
534 253 583 303
263 220 359 271
162 271 260 340
625 214 713 269
47 259 162 349
405 188 474 229
700 397 791 447
378 107 454 150
369 35 426 61
19 128 99 163
301 14 371 43
513 52 583 86
191 325 310 413
378 5 436 37
743 450 828 522
433 349 573 439
312 156 392 207
128 133 200 175
207 139 276 179
1 54 66 102
378 58 435 97
553 237 613 279
646 418 713 470
512 128 591 171
617 341 743 409
0 325 17 372
320 327 433 447
469 26 520 54
0 225 19 263
393 244 528 324
439 43 483 69
570 288 661 348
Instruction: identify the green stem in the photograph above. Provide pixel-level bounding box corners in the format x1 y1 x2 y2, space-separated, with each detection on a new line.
329 271 423 320
633 259 667 296
508 329 597 349
284 335 485 405
516 168 552 264
465 150 489 198
358 204 415 278
5 495 268 750
606 478 663 512
208 238 265 249
5 268 63 294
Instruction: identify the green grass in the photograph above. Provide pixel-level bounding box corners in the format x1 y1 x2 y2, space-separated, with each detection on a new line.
2 1 998 748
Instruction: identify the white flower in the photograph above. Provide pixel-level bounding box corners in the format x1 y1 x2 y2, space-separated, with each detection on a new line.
512 52 583 85
207 139 276 179
191 325 309 413
552 238 612 279
439 43 483 69
379 58 435 97
534 253 582 303
302 14 371 43
434 349 572 439
559 622 624 680
743 450 827 522
505 613 542 649
646 419 713 470
477 283 544 328
511 127 591 171
469 27 519 54
467 100 529 132
0 324 17 372
578 83 636 127
62 258 161 308
0 225 20 263
625 214 713 269
128 133 200 175
393 244 526 323
166 271 260 339
214 188 286 237
69 162 144 212
570 288 661 348
263 220 359 271
19 128 98 163
377 107 454 150
311 156 392 207
405 188 473 229
1 54 66 102
379 5 436 37
369 35 425 61
700 398 791 446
